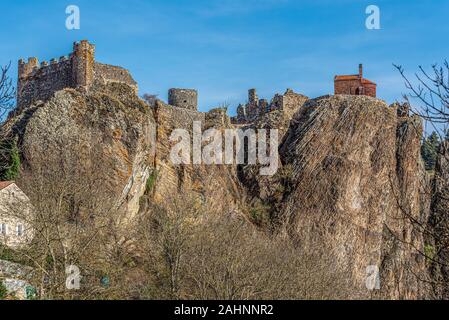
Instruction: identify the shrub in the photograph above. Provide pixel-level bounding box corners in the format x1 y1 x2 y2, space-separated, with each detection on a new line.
0 280 7 300
1 138 20 180
249 203 270 226
424 244 436 263
145 170 158 195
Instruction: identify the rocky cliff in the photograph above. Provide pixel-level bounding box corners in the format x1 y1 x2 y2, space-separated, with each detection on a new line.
1 83 436 299
275 96 429 299
429 141 449 298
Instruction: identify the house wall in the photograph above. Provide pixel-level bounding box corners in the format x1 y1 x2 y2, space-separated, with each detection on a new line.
0 184 33 249
334 79 377 97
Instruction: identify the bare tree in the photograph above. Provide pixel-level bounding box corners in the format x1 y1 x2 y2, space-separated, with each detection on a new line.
135 193 357 300
395 61 449 299
0 62 15 120
394 61 449 136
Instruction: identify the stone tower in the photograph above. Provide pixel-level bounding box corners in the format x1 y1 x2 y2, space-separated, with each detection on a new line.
248 88 258 106
17 57 39 97
72 40 95 88
18 57 39 81
168 88 198 111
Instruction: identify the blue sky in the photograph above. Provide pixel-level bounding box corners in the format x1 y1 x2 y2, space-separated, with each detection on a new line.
1 0 448 115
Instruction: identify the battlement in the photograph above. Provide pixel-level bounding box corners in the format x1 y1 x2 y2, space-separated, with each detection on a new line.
17 40 137 110
18 55 73 80
73 40 95 52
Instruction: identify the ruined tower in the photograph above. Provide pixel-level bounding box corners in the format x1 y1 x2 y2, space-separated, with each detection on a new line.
72 40 95 88
248 88 259 106
168 88 198 111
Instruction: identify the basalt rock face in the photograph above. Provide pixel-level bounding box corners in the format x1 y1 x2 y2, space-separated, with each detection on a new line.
3 83 245 225
276 95 430 299
7 83 155 223
429 141 449 299
150 101 244 215
1 83 434 299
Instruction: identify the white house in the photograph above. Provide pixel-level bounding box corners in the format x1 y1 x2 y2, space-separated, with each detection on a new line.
0 181 33 249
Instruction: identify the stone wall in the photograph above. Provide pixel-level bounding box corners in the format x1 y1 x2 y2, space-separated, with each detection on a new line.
233 88 308 124
17 40 138 110
334 78 376 97
94 63 138 93
72 40 95 88
168 88 198 111
334 65 377 98
205 107 232 129
334 79 376 97
0 184 34 249
153 100 206 163
17 57 73 109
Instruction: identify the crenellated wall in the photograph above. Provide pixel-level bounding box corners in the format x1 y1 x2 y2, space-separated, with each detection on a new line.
17 56 74 110
17 40 138 110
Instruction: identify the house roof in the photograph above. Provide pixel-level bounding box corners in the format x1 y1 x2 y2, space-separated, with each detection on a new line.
334 74 360 81
334 74 376 85
0 181 14 191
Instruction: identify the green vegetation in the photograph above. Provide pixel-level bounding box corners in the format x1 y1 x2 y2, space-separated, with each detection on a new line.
145 170 158 195
0 244 32 266
421 131 441 171
0 244 15 262
249 200 271 227
0 280 7 300
0 138 20 181
424 244 436 263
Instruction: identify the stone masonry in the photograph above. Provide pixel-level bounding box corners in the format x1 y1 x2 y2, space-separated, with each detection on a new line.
168 88 198 111
232 88 308 124
17 40 138 110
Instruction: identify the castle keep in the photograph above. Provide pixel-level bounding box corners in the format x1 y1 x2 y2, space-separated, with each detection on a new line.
17 40 138 109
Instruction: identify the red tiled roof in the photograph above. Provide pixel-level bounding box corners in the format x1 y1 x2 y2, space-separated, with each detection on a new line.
334 74 360 81
0 181 14 191
334 74 376 85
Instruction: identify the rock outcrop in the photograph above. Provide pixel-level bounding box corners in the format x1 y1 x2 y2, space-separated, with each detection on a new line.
429 141 449 298
276 95 429 298
1 82 435 299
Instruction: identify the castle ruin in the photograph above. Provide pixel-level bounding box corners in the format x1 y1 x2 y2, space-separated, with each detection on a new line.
168 88 198 111
16 40 378 125
17 40 138 109
232 88 308 124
